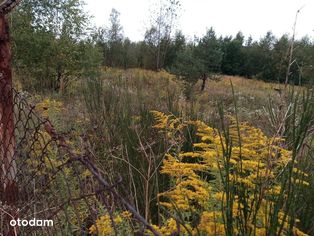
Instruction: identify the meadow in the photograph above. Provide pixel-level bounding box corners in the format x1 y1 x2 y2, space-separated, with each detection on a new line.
27 68 314 235
1 0 314 234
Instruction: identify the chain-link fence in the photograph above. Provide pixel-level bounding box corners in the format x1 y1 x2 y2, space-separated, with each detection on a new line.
0 80 158 235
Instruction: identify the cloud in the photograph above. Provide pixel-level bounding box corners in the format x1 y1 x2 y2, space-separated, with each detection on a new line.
85 0 314 41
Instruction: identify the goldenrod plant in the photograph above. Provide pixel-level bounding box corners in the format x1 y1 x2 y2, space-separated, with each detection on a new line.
24 69 314 235
89 211 133 236
151 107 310 235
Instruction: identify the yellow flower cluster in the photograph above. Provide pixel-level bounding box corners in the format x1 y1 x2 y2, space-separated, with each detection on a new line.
152 111 309 236
89 215 116 236
151 111 186 140
194 118 292 187
148 218 194 236
89 211 132 235
35 98 64 118
26 130 63 175
198 211 225 235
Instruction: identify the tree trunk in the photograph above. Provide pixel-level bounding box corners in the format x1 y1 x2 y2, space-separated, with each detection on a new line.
201 73 207 91
57 67 65 94
156 44 161 71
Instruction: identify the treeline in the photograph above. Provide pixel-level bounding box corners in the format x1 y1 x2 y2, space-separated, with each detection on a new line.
10 0 314 93
95 12 314 86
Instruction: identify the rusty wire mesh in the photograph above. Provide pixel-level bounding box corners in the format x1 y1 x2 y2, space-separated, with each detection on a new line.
0 86 105 235
0 81 157 235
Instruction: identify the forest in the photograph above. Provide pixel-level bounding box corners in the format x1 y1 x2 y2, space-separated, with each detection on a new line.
1 0 314 235
11 0 314 92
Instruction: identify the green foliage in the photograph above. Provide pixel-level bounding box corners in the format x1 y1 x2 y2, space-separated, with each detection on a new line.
11 0 102 93
146 0 181 70
293 37 314 85
10 0 314 89
93 25 314 85
170 28 223 93
194 28 223 74
100 8 125 67
171 45 205 84
221 32 245 75
164 31 186 69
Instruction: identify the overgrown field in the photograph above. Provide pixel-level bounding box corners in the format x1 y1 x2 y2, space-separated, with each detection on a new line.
20 68 314 235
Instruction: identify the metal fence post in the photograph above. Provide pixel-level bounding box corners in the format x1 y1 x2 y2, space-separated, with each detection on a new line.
0 13 18 236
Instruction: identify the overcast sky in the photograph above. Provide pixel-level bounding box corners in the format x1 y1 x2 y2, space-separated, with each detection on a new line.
84 0 314 42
